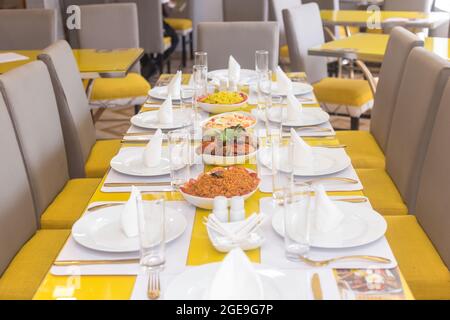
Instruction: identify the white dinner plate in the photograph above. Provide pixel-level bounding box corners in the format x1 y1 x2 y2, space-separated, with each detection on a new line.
165 263 307 300
271 81 314 96
130 109 191 130
72 203 187 253
272 201 387 249
148 85 193 100
110 147 171 177
266 107 330 127
258 146 351 176
208 69 258 85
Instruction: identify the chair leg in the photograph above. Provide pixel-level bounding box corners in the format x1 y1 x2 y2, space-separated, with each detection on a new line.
134 105 141 115
181 35 187 67
157 54 164 75
350 117 360 130
189 32 194 60
167 59 171 74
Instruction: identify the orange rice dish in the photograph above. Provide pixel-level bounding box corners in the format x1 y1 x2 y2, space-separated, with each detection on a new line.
180 166 260 198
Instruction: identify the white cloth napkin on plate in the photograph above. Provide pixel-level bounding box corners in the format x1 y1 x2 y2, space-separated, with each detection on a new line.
205 248 264 300
120 186 141 238
286 94 302 120
168 70 182 97
158 96 173 124
228 55 241 82
313 184 344 233
143 128 163 167
276 66 292 94
290 128 314 170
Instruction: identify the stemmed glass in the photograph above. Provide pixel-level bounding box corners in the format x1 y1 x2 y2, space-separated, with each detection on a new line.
194 51 208 69
137 194 166 298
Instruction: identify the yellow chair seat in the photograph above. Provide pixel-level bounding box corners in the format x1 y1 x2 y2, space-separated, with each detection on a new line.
356 168 408 216
163 36 172 50
280 45 289 59
336 131 385 168
164 18 192 31
385 215 450 300
40 178 101 229
0 229 70 300
313 77 373 107
85 139 122 178
89 73 150 101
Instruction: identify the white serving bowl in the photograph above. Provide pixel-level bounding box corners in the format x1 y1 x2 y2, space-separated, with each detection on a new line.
179 187 259 210
197 92 248 114
201 148 258 166
201 111 257 131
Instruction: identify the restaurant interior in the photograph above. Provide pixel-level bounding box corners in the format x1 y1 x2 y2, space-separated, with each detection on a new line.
0 0 449 301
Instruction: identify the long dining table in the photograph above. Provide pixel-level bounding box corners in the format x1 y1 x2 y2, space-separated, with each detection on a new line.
0 48 144 79
308 33 450 62
33 72 414 300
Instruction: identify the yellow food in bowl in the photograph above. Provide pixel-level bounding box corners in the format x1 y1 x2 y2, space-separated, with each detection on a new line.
200 91 246 105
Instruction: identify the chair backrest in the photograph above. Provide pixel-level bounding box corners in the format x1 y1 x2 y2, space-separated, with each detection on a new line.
0 95 37 277
39 40 97 179
0 9 57 50
384 0 434 12
301 0 338 10
116 0 165 55
269 0 302 47
385 48 450 212
282 3 328 83
223 0 269 22
370 27 423 153
197 22 279 70
415 79 450 268
0 61 69 221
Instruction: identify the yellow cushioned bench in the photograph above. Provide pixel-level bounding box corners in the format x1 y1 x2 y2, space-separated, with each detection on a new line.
336 131 385 169
40 178 101 229
85 139 122 178
0 229 70 300
356 168 408 216
385 215 450 300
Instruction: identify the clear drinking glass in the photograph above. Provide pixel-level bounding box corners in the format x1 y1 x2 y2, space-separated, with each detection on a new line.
137 195 166 271
270 133 293 201
283 183 313 261
194 51 208 69
168 129 191 190
257 70 272 125
255 50 269 75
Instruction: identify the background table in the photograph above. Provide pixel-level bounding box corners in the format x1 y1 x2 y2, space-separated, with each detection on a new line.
308 33 450 62
0 48 144 79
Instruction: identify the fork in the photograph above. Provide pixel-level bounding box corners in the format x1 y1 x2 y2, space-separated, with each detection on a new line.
300 255 391 267
147 271 161 300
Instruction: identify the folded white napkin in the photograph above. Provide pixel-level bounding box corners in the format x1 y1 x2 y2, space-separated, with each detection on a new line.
313 184 344 233
276 66 292 94
158 96 173 124
142 129 163 167
290 128 314 170
206 248 264 300
228 55 241 82
168 70 182 97
286 94 302 120
120 186 141 238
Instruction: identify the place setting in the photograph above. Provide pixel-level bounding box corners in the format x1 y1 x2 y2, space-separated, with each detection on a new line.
51 189 196 276
104 128 204 193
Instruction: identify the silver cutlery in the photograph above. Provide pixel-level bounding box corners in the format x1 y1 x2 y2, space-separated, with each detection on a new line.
311 273 323 300
300 255 392 267
296 177 359 185
147 271 161 300
87 202 124 212
103 182 172 187
53 259 139 266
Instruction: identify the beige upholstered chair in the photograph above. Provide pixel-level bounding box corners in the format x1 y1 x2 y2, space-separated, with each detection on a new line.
384 80 450 300
357 47 450 217
283 3 373 129
0 9 57 50
0 93 69 300
0 61 100 229
39 40 122 179
269 0 301 64
337 27 423 169
385 47 450 212
77 3 150 115
223 0 269 22
197 22 279 71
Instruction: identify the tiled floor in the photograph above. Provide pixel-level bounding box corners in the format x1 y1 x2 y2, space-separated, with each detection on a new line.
94 53 370 140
